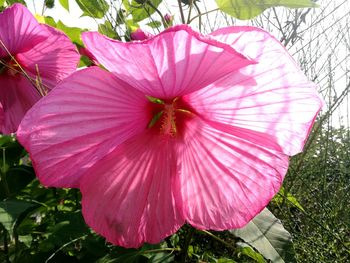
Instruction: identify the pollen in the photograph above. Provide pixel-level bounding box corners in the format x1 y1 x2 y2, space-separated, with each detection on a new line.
147 96 194 137
160 103 177 136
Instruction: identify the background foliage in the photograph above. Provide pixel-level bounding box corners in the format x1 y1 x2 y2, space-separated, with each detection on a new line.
0 0 349 262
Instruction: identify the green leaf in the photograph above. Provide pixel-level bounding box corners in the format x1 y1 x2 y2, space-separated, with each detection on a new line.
43 16 57 27
216 0 319 20
123 0 162 22
96 247 146 263
231 208 296 263
237 242 266 263
272 187 305 212
0 166 35 199
56 20 84 46
147 20 162 28
0 0 5 8
59 0 69 11
0 199 36 235
98 21 119 39
5 0 26 5
217 258 236 263
76 0 109 19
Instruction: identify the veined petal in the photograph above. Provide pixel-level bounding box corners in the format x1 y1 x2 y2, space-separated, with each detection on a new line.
0 4 48 57
80 132 184 248
184 26 323 156
82 25 254 99
0 75 41 134
17 67 149 188
175 118 288 229
16 25 79 89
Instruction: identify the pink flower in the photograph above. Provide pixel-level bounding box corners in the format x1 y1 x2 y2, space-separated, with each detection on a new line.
17 25 323 248
0 4 79 134
130 28 153 41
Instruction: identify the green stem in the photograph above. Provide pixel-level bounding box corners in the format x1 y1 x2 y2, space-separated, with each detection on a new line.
181 226 194 263
1 226 10 263
200 230 237 251
0 148 10 197
146 1 167 28
189 8 219 24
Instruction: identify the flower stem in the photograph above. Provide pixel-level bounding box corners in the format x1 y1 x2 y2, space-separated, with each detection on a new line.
0 148 10 197
200 230 237 251
180 226 194 263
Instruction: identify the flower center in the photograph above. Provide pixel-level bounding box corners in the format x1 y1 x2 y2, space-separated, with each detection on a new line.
147 96 193 137
0 56 21 76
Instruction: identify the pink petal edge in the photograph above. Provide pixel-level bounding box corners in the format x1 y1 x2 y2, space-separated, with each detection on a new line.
0 4 48 56
184 26 323 156
17 67 150 188
16 24 80 89
0 75 41 134
175 117 289 229
80 132 184 248
82 25 255 99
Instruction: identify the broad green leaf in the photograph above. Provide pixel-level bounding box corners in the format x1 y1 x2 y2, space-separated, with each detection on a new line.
0 166 35 199
98 20 119 39
231 208 296 263
34 14 56 27
40 212 89 248
237 242 266 263
0 0 5 7
272 187 305 212
44 16 57 27
5 0 26 5
0 199 36 234
125 19 139 32
59 0 69 11
96 247 146 263
56 20 84 46
76 0 109 19
216 0 319 20
147 20 162 28
123 0 162 22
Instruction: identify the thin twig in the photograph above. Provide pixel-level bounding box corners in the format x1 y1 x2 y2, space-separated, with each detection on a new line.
177 0 186 24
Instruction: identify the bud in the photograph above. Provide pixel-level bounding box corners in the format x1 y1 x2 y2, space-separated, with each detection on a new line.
164 13 173 26
130 28 153 41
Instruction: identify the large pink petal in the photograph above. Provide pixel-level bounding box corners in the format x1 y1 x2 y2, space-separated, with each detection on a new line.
175 118 288 229
17 67 149 188
0 4 47 57
184 26 323 156
82 25 254 99
0 75 41 134
80 132 184 248
16 25 79 90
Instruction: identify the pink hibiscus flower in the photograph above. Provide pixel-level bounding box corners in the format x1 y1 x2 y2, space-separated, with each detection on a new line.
17 25 323 248
0 4 79 134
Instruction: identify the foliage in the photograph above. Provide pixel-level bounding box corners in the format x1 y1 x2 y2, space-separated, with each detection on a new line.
216 0 318 20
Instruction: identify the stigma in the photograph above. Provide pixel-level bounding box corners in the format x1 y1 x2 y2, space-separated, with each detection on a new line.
161 103 177 136
147 96 194 137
